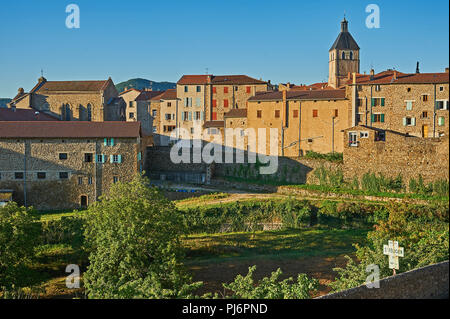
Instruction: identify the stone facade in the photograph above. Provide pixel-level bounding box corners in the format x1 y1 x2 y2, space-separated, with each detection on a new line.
9 77 125 122
0 122 149 210
343 125 449 184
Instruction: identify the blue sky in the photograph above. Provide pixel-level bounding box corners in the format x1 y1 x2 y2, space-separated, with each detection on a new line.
0 0 448 98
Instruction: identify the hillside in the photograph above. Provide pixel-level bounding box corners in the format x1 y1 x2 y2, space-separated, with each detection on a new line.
0 98 11 108
116 78 176 93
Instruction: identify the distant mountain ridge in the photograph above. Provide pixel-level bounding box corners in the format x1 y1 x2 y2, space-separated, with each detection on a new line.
116 78 176 93
0 98 11 108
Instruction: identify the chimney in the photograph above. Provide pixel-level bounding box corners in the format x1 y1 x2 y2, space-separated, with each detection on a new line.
370 69 375 80
207 75 211 84
352 72 356 85
393 71 398 81
18 87 24 95
445 67 449 73
38 76 46 83
416 62 420 74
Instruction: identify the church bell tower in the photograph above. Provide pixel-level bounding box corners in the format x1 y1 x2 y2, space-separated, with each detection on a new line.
328 18 360 88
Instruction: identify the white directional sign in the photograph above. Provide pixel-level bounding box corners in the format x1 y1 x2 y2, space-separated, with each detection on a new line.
383 240 404 271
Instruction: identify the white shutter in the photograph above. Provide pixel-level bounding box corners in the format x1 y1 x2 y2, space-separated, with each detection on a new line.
403 118 407 126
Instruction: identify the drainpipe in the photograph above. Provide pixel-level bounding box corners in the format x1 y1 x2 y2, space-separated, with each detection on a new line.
433 84 437 138
23 141 27 207
298 102 302 157
370 85 373 126
332 117 335 153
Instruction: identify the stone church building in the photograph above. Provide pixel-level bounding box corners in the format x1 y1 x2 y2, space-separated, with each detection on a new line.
8 77 125 122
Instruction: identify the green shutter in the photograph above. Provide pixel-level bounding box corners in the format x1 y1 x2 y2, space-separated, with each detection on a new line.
111 138 114 146
118 155 122 163
102 155 106 163
104 138 107 146
381 98 385 107
371 98 375 107
371 114 375 123
380 114 385 123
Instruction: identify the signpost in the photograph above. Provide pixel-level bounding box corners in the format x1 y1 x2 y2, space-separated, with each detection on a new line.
383 240 404 275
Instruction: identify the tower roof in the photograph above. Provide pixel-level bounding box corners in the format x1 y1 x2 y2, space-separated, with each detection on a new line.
330 18 360 51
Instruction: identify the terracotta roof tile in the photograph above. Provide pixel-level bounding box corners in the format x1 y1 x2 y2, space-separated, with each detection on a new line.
135 91 164 101
177 75 211 85
249 89 346 101
0 121 141 138
203 121 225 128
0 109 59 121
224 109 247 118
346 70 449 85
156 89 177 100
177 74 267 85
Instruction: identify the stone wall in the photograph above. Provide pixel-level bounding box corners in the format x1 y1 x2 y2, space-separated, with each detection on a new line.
0 137 143 210
318 261 449 299
343 127 449 184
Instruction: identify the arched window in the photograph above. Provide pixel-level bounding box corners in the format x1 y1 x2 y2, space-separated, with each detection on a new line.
350 51 353 60
87 104 92 121
342 52 346 60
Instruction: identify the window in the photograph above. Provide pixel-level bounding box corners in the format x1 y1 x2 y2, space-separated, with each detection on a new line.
293 110 299 118
246 86 251 94
87 104 92 121
129 101 135 108
78 177 83 185
15 172 24 180
422 111 428 119
342 52 346 60
438 117 445 126
213 87 217 94
59 172 69 179
439 86 444 92
165 114 172 120
375 131 386 141
436 100 449 110
196 86 201 92
110 155 122 163
96 154 106 163
234 86 238 91
224 87 229 94
224 99 229 108
80 195 88 207
257 110 262 118
212 112 217 121
182 111 188 121
37 172 46 179
212 99 217 108
275 110 280 118
312 110 318 118
422 95 429 102
360 131 369 138
208 128 218 135
372 113 385 123
403 117 416 126
348 132 358 146
184 86 188 92
184 97 192 107
152 126 157 133
333 109 339 117
190 128 194 134
194 111 201 120
196 98 201 107
407 88 411 92
88 176 93 185
152 110 157 117
350 51 353 60
129 112 134 119
113 176 119 184
371 98 385 107
59 153 68 160
104 138 114 146
167 102 172 107
375 85 381 92
405 101 413 111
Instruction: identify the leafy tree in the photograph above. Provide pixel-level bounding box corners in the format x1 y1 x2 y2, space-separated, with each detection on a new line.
83 175 200 298
329 203 449 292
0 203 39 288
222 266 318 299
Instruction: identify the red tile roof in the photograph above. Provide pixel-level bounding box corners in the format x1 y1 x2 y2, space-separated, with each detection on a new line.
345 70 449 85
291 82 330 91
156 89 177 100
249 89 346 101
135 91 164 101
0 109 59 121
32 79 111 93
211 75 267 85
177 74 267 85
224 109 247 118
119 88 142 95
203 121 225 128
0 121 141 138
177 75 211 85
